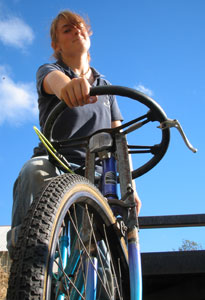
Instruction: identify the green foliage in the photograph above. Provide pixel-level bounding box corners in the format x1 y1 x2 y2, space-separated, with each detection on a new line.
178 239 203 251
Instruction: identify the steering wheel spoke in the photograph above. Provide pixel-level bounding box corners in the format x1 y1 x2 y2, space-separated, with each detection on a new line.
128 145 154 154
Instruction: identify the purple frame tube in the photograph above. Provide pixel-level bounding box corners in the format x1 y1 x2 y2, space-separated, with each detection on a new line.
85 257 98 299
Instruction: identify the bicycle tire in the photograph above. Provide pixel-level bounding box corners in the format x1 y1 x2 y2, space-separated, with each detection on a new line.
7 173 129 300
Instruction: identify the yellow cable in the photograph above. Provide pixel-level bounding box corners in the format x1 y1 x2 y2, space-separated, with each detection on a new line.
33 126 74 173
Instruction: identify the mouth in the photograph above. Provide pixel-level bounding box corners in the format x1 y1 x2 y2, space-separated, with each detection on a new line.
73 33 87 43
73 35 84 43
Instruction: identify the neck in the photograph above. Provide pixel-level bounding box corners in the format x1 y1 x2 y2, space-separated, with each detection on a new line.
61 52 90 77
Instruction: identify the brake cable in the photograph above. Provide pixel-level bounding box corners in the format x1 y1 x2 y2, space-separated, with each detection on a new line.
33 126 74 173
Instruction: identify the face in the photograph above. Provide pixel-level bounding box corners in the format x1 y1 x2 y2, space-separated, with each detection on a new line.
53 18 91 58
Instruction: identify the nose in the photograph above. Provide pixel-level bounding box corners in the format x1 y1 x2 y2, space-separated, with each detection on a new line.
73 26 81 35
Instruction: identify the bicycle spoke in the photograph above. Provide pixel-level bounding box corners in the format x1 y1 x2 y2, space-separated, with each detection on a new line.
67 209 98 270
103 224 122 299
117 258 123 300
51 191 127 299
56 240 70 297
51 209 86 299
54 256 85 299
72 204 87 290
67 203 116 299
84 209 94 293
67 207 108 295
85 205 113 299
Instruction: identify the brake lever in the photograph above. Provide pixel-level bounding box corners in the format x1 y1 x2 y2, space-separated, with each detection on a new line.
158 119 197 153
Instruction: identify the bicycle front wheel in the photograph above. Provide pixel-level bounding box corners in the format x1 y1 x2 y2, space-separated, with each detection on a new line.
7 173 129 299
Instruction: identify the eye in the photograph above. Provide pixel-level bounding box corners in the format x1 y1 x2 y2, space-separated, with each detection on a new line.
62 25 73 34
64 28 71 33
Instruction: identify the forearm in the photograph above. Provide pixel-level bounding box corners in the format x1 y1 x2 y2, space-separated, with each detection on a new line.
43 70 97 108
43 70 71 99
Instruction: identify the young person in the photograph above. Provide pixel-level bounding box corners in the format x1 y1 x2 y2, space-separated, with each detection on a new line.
7 10 141 258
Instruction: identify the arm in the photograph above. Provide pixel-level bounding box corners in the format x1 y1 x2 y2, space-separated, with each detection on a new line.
111 120 142 215
43 70 97 108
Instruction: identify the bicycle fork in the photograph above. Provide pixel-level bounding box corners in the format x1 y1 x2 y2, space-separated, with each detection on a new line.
102 155 142 299
102 154 142 300
86 131 143 300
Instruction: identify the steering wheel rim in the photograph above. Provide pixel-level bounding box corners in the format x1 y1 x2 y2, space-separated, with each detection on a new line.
43 85 170 179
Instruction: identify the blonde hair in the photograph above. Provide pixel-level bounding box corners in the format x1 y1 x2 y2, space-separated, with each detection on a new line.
50 10 92 60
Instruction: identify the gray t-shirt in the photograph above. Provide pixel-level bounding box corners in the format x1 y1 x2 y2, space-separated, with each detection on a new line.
33 60 123 165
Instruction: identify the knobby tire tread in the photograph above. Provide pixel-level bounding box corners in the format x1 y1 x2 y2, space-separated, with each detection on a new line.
7 173 129 300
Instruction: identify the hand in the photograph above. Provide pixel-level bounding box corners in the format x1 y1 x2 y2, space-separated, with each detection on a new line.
60 77 97 108
134 190 142 216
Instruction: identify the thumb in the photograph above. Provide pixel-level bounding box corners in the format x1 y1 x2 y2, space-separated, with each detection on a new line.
89 96 98 103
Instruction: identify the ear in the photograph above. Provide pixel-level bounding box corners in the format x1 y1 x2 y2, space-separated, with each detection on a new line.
51 41 60 52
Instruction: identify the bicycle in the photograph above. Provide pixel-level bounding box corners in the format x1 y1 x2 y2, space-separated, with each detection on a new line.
7 85 196 300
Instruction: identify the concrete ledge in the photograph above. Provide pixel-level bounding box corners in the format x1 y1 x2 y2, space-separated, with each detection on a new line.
142 250 205 275
139 214 205 229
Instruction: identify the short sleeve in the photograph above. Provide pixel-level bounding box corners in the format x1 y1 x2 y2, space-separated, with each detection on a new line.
98 77 123 122
109 95 123 122
36 63 63 96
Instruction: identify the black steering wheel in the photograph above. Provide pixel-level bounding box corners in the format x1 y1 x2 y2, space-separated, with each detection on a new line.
43 86 170 179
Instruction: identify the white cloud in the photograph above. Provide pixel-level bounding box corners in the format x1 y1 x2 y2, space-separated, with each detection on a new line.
0 16 34 49
0 66 38 126
135 84 153 97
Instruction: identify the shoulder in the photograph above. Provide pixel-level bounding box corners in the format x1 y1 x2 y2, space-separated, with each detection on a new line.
99 78 112 86
36 62 64 78
37 61 78 83
91 67 112 86
36 62 67 96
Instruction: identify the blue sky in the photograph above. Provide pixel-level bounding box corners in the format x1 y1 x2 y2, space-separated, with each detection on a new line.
0 0 204 252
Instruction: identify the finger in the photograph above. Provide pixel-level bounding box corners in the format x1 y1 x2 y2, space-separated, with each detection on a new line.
136 200 142 215
81 78 98 104
81 78 90 104
64 86 77 108
72 79 86 106
60 82 76 108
